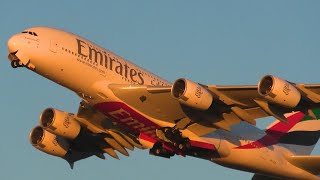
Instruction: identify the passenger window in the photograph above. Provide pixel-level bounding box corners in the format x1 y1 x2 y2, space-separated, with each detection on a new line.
33 32 38 36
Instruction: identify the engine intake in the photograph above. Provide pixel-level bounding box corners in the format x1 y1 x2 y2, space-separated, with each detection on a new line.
171 78 213 110
258 75 301 108
30 126 69 158
40 108 81 140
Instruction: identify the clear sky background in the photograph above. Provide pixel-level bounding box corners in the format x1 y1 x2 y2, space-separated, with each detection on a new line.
1 1 320 180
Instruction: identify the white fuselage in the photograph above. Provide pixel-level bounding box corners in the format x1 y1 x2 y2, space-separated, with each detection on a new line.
7 27 320 180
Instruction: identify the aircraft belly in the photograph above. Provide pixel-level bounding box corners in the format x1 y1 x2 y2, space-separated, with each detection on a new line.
92 100 222 154
212 148 319 180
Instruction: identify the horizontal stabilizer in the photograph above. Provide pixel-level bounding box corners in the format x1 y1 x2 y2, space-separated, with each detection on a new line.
286 155 320 175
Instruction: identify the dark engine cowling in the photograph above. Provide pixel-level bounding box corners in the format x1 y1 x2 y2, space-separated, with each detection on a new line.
40 108 81 140
29 126 69 158
258 75 301 108
171 78 213 110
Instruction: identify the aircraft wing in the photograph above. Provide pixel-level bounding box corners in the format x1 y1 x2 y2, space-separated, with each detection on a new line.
208 83 320 121
29 100 149 168
107 76 320 135
108 84 262 134
76 101 145 151
31 76 320 167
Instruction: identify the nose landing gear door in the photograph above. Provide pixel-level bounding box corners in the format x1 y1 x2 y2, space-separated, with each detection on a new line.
49 40 58 53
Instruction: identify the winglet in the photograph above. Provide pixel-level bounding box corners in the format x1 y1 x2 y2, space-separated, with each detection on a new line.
95 153 106 160
66 160 75 169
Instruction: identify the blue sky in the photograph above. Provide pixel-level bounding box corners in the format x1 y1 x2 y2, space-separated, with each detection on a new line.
1 1 320 179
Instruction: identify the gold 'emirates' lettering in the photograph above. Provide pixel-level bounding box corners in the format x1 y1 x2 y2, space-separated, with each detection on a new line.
76 39 144 85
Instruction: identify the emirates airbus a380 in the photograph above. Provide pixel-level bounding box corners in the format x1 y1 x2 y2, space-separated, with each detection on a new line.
7 27 320 180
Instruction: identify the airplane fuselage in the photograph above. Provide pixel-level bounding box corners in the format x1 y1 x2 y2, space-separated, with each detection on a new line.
7 27 320 180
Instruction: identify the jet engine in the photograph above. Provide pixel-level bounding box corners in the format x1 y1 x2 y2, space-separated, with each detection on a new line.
171 78 213 110
40 108 81 140
29 126 69 158
258 75 301 108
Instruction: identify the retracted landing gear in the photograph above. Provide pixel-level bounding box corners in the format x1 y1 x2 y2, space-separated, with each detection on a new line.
11 60 24 68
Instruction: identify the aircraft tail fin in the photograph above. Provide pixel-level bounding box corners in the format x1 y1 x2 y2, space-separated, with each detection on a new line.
277 120 320 155
265 109 320 155
286 155 320 175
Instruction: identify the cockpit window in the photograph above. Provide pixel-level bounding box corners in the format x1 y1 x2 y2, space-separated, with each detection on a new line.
21 31 38 36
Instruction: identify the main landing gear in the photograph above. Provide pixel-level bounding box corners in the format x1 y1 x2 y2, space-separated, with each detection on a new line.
151 127 219 159
161 127 191 151
150 127 191 158
149 142 175 158
11 60 24 68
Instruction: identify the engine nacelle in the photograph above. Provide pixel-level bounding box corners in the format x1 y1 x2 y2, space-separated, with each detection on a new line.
258 75 301 108
171 78 213 110
29 126 69 158
40 108 81 140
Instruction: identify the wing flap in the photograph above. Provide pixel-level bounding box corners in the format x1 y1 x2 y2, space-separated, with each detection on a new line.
107 130 134 151
286 155 320 175
296 84 320 103
101 146 119 159
104 136 129 156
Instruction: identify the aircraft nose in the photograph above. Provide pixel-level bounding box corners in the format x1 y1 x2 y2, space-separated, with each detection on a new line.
8 34 20 53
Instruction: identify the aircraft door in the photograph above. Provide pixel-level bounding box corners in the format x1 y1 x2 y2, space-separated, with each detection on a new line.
49 40 58 53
